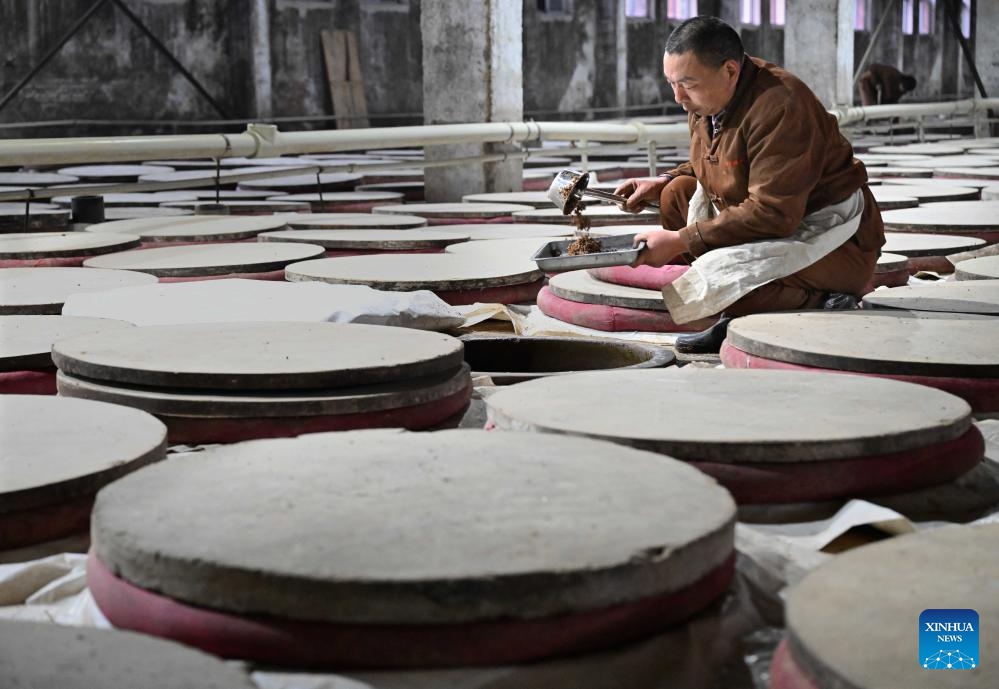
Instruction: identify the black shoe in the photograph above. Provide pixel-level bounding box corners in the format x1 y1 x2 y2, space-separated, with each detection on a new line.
674 315 733 354
823 292 859 310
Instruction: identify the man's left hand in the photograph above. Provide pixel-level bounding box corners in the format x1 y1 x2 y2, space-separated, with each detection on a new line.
632 229 686 267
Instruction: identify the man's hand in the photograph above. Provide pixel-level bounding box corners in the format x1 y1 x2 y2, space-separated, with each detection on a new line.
613 177 667 213
632 229 686 267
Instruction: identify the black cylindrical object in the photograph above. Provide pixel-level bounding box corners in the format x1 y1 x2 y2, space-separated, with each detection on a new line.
71 195 105 223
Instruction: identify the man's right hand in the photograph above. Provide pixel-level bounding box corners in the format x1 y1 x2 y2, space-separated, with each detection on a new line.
613 177 668 213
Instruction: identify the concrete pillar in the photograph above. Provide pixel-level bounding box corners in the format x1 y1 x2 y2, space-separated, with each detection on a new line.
421 0 523 200
973 0 999 135
594 0 626 117
784 0 855 107
249 0 274 119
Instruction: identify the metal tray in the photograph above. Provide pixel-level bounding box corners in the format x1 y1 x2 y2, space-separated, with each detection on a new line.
531 233 646 272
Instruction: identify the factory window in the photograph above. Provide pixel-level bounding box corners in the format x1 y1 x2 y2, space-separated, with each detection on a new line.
917 0 934 34
902 0 914 34
666 0 698 20
537 0 572 14
769 0 785 27
740 0 761 26
960 0 971 37
626 0 654 19
855 0 869 30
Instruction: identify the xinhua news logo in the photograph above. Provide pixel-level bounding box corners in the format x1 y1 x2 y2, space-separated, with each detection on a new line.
920 609 979 670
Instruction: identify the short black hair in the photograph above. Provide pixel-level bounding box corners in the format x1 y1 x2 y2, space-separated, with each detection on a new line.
665 16 744 68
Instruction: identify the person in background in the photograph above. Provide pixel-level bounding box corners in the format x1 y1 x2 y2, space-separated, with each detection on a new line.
858 63 918 106
614 16 884 354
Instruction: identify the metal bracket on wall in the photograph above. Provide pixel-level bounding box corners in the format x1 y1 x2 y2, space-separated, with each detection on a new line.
0 0 230 118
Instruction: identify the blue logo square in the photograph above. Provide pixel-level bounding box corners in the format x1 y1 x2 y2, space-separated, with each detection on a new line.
920 609 979 669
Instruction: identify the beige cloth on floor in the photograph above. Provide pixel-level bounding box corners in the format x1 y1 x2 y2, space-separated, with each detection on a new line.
661 183 865 324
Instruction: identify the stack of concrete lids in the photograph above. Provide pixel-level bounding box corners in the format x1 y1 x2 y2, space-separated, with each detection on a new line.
287 253 545 305
882 232 985 272
82 242 324 281
0 266 157 314
461 191 562 208
56 164 174 182
373 202 533 225
719 310 999 416
435 222 572 240
881 201 999 243
51 191 199 207
0 202 70 232
0 315 132 394
87 428 735 668
0 394 165 550
264 190 404 212
870 183 979 203
870 188 919 210
770 524 997 689
539 270 714 333
356 181 424 201
867 252 910 290
53 322 472 443
862 280 999 315
0 171 79 185
258 228 468 254
0 620 255 689
276 212 428 229
0 232 140 267
513 206 661 226
83 215 289 244
237 172 362 192
485 368 984 505
983 183 999 200
955 255 999 280
867 167 933 179
159 199 311 215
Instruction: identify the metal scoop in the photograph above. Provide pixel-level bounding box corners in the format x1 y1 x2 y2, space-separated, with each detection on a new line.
547 168 660 214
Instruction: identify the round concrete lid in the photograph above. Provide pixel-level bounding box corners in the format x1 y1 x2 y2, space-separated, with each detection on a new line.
0 620 255 689
867 167 934 178
52 321 464 390
983 184 999 200
894 156 998 169
82 242 324 277
0 206 70 226
0 267 157 315
868 143 968 156
0 315 132 370
0 171 79 185
485 368 971 463
436 223 572 239
1 395 166 513
91 428 735 623
727 310 999 376
548 270 667 311
513 207 661 225
0 232 140 258
870 184 979 202
56 164 174 181
883 176 995 190
237 173 362 190
955 255 999 281
279 212 428 229
191 189 276 200
102 207 193 220
461 191 558 208
445 236 565 273
84 215 288 241
265 191 404 204
786 524 998 689
934 166 999 179
871 186 920 208
159 200 312 213
372 203 534 218
137 165 315 185
882 232 985 257
875 252 910 272
51 192 200 207
882 202 999 233
57 363 470 418
862 281 999 315
257 228 469 250
286 253 543 291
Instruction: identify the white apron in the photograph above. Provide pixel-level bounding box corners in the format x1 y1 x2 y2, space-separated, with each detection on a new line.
661 183 865 324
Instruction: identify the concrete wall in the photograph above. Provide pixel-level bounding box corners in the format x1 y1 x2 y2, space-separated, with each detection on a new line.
0 0 986 136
